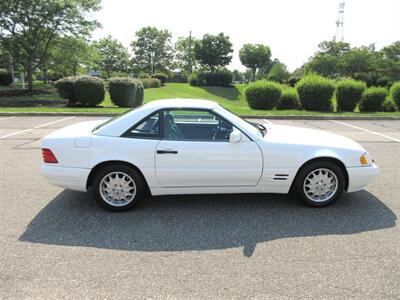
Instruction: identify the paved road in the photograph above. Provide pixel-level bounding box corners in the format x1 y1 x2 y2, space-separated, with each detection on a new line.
0 116 399 299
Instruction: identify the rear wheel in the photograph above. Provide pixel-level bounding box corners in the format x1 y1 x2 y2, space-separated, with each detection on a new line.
294 161 345 207
92 164 145 211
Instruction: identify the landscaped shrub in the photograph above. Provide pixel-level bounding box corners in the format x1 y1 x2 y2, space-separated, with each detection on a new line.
189 69 233 87
390 81 400 108
109 77 143 108
376 76 391 87
296 74 335 111
336 79 366 112
288 76 300 87
140 78 161 88
245 81 281 110
381 99 397 112
55 76 77 105
169 73 188 83
0 69 12 86
73 76 105 106
277 89 300 110
152 73 168 85
359 87 388 112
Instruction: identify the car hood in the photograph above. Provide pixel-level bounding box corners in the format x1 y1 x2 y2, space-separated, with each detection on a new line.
263 124 364 151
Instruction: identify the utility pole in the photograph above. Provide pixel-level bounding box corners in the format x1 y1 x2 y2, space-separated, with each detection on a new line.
188 30 192 75
333 0 345 42
9 53 15 88
150 50 155 75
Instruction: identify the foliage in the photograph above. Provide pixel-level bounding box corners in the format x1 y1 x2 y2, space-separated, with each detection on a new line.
232 70 244 82
174 36 197 73
359 87 388 112
140 78 161 88
0 0 101 91
376 76 391 87
152 73 168 85
92 36 130 78
277 89 300 110
73 76 105 106
336 79 366 112
131 27 174 73
390 81 400 108
55 76 77 104
267 62 290 83
0 69 12 86
288 76 301 87
381 99 397 112
245 81 281 110
188 69 233 87
239 44 271 81
194 33 233 71
109 77 143 108
296 74 335 111
168 73 188 83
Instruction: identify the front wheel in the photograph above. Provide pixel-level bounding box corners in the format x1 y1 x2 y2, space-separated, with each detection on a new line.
294 161 345 207
92 164 145 211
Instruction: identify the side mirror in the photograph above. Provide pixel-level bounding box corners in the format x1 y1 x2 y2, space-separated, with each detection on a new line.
229 130 242 143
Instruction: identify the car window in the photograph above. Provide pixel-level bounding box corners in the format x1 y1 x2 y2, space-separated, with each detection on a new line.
126 112 160 138
162 109 233 141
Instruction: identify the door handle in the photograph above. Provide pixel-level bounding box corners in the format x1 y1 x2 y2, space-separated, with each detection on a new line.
157 150 178 154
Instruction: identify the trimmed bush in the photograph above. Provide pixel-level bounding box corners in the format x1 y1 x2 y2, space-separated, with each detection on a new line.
109 77 144 108
288 76 300 87
296 74 335 111
376 76 391 87
169 73 188 83
140 78 161 89
0 69 12 86
359 87 388 112
390 81 400 108
336 79 366 112
73 76 105 106
245 81 282 110
152 73 168 85
189 69 233 87
55 76 77 105
381 99 397 112
277 89 301 110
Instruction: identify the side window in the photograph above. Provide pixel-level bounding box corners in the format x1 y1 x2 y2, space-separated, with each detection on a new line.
126 112 160 138
162 109 233 141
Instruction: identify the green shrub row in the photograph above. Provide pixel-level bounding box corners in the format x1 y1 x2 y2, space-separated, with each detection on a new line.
140 78 161 88
189 69 233 87
0 69 12 86
109 77 144 108
296 74 335 111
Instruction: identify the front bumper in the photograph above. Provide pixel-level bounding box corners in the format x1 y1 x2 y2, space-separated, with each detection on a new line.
41 165 90 192
346 163 379 193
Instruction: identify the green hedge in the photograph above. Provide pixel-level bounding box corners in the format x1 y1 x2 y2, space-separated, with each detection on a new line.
152 73 168 85
336 79 366 112
296 74 335 111
0 69 12 86
245 81 281 110
55 76 77 105
390 81 400 109
381 99 397 112
140 78 161 88
109 77 144 108
359 87 388 112
189 69 233 87
277 89 300 110
73 76 105 106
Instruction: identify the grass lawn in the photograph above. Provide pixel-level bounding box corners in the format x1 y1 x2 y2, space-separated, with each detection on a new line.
1 83 400 117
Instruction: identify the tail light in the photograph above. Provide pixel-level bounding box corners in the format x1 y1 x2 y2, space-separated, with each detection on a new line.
42 148 58 163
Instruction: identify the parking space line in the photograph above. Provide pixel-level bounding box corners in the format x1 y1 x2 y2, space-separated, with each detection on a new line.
262 119 273 125
330 120 400 143
0 117 16 121
0 117 75 139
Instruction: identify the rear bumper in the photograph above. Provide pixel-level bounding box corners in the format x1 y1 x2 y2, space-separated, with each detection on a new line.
41 165 90 192
346 164 379 193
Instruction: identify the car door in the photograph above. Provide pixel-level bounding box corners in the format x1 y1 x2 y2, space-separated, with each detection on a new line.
155 109 263 187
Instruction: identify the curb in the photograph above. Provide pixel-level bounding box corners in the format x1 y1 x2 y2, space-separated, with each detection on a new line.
1 112 400 120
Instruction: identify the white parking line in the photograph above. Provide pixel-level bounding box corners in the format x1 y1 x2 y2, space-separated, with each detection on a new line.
0 117 16 121
262 119 273 125
0 117 75 139
330 120 400 143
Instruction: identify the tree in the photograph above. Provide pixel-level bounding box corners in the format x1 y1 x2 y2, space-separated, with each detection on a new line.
131 27 174 74
92 36 130 78
194 33 233 72
174 36 197 73
0 0 100 91
267 62 290 83
342 46 375 78
239 44 271 80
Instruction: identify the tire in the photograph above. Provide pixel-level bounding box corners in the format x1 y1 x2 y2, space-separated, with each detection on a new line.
294 161 345 207
92 164 145 211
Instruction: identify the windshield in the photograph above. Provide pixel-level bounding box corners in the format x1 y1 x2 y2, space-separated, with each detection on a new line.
215 106 265 138
92 107 139 132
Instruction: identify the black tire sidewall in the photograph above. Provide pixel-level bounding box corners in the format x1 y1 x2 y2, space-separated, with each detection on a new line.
295 161 345 207
92 164 145 211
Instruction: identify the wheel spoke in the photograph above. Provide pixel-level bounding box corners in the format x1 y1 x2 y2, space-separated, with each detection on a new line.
99 171 137 207
303 168 338 203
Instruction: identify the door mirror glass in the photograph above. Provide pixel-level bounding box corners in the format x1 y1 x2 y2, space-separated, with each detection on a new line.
229 129 242 143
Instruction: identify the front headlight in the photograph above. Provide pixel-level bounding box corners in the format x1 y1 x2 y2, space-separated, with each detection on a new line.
360 152 373 166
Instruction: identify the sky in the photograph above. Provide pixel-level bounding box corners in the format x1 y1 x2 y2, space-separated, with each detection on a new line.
92 0 400 72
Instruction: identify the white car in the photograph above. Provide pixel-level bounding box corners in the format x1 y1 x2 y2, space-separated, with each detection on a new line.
41 99 379 211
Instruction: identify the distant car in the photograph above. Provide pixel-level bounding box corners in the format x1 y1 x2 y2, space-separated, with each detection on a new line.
41 99 378 211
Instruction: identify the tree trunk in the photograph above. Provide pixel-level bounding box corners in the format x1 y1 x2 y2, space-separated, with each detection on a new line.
26 59 34 93
252 68 257 82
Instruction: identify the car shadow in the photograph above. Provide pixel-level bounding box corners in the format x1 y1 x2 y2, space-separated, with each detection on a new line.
19 190 396 257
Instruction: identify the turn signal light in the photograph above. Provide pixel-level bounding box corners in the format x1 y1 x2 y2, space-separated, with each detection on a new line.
42 148 58 163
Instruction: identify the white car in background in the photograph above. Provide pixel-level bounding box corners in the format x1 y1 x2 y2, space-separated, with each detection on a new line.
41 99 378 211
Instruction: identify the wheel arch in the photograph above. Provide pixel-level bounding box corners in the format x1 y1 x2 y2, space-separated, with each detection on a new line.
86 160 151 195
290 156 349 192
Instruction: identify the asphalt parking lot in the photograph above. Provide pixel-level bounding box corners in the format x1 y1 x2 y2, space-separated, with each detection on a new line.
0 116 399 299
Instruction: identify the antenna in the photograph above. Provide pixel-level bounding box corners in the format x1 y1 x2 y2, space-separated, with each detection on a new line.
333 0 345 42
